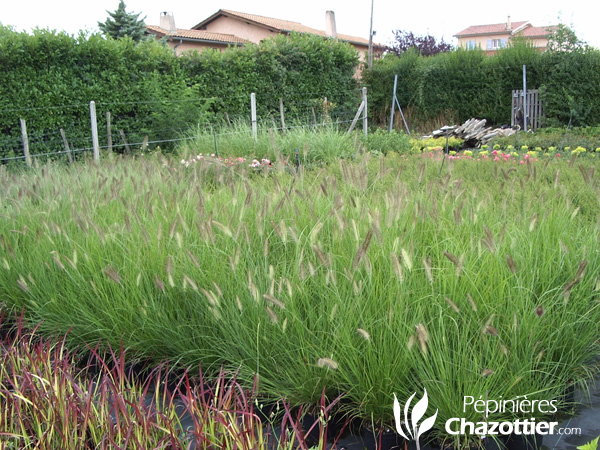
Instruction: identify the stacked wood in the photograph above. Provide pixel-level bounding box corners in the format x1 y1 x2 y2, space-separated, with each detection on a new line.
428 118 517 147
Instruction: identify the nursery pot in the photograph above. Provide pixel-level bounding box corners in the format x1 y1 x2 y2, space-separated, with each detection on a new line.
505 433 543 450
301 413 323 446
362 425 405 450
300 410 350 444
435 436 507 450
482 435 508 450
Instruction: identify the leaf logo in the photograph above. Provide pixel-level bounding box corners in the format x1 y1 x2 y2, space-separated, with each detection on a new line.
394 389 438 450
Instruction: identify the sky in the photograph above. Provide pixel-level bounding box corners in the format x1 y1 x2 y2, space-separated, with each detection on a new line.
2 0 599 49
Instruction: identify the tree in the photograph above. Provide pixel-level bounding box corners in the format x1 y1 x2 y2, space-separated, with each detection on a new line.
388 30 453 56
98 0 147 42
546 23 587 53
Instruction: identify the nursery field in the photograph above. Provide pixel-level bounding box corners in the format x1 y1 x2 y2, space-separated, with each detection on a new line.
1 145 600 449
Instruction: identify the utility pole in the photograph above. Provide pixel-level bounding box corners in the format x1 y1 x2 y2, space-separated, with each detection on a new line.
368 0 374 68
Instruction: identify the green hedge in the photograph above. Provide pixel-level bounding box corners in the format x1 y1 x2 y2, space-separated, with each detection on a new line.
0 27 359 161
364 42 600 130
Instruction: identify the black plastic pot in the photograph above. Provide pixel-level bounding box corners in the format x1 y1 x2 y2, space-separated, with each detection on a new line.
301 413 322 447
505 433 543 450
483 436 509 450
362 426 405 450
432 436 507 450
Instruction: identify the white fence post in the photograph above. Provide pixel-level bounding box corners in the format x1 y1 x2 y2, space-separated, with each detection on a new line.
19 118 32 167
279 98 287 132
362 87 368 137
251 93 257 140
90 101 100 162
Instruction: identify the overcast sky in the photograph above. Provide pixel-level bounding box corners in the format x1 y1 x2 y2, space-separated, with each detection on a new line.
2 0 599 49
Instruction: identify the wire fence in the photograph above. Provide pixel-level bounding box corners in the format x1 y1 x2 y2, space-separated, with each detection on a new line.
0 89 367 166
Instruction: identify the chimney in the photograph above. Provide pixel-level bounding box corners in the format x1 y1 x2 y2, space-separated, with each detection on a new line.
506 15 511 31
160 12 177 33
325 11 337 38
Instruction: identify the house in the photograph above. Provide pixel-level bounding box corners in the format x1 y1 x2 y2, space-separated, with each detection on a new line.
454 16 557 54
146 12 248 53
146 9 375 61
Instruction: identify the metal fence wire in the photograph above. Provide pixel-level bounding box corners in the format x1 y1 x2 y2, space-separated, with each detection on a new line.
1 89 368 166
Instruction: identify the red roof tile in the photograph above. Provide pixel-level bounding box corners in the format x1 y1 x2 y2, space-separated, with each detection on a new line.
519 25 557 38
194 9 371 46
146 25 248 44
454 21 530 37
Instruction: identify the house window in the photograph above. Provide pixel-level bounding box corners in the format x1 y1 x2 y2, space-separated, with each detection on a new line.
466 40 477 50
487 38 507 50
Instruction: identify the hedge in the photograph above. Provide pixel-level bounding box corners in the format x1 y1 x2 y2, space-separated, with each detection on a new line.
0 27 359 161
364 42 600 130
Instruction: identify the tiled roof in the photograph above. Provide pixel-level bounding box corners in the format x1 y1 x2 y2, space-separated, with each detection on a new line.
213 10 322 34
454 21 530 37
146 25 248 44
519 25 557 38
193 9 371 46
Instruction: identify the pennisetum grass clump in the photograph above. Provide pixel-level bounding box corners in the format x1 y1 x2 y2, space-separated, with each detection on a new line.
0 148 599 447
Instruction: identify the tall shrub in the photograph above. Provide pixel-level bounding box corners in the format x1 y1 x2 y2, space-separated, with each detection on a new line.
364 40 600 130
180 32 360 122
0 27 190 160
0 28 359 162
539 47 600 126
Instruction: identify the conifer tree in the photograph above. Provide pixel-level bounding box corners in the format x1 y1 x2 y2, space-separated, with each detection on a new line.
98 0 147 41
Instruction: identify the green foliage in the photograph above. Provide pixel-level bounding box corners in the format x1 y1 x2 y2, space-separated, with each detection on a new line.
365 39 600 129
540 49 600 126
546 23 588 53
2 153 600 437
577 437 600 450
181 33 359 119
410 136 463 153
361 51 421 123
489 126 600 151
98 0 147 42
361 128 410 155
0 27 359 163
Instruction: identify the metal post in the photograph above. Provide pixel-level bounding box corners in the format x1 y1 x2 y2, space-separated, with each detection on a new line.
362 87 368 137
90 101 100 162
522 65 528 132
389 75 398 133
251 92 257 140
